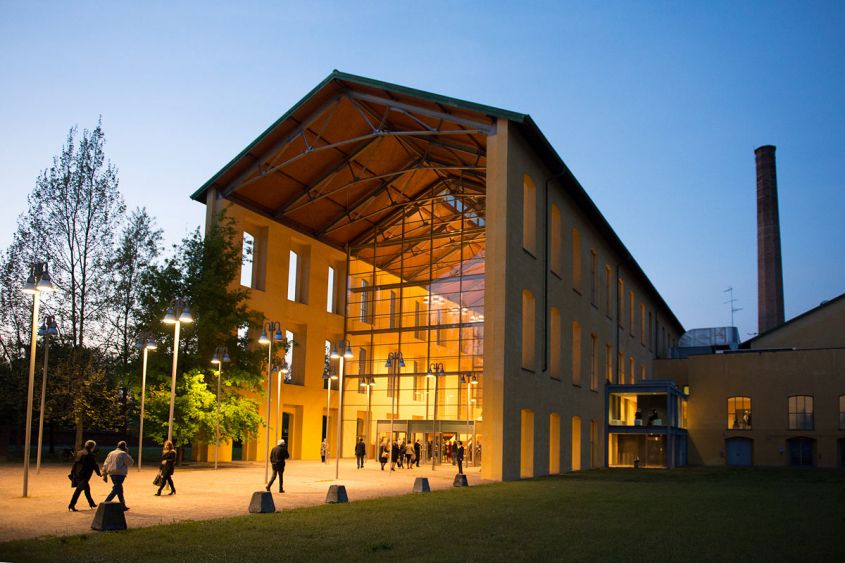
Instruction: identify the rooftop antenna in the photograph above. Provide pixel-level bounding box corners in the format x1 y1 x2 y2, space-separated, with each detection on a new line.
724 287 742 327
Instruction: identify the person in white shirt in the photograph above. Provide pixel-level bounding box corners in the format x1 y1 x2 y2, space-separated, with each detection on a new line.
102 441 134 510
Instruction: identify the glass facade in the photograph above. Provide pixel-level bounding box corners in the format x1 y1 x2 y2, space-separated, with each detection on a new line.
341 189 486 464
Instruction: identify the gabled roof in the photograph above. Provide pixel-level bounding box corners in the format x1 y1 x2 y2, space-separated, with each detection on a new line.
190 70 684 333
742 291 845 348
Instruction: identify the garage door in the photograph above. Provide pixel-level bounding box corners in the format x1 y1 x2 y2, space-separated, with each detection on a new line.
726 437 753 466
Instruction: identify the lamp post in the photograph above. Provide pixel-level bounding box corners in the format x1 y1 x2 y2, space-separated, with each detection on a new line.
330 340 353 480
21 262 56 497
162 298 192 444
385 352 405 446
461 373 478 465
428 362 445 470
35 315 58 473
136 334 157 471
259 321 283 483
360 377 375 457
275 357 291 444
322 358 338 462
211 346 230 470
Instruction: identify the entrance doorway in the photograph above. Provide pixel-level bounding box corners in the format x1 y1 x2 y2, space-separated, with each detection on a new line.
726 437 753 467
787 437 815 467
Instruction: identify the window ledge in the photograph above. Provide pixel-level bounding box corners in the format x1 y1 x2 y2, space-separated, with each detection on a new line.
522 248 537 259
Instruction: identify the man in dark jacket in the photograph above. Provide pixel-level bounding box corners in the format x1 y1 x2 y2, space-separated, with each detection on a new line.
266 439 290 493
455 440 465 475
414 440 421 467
355 437 366 468
68 440 101 511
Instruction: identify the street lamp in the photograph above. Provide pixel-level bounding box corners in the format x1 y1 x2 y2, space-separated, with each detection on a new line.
427 362 445 470
322 357 338 463
461 373 478 465
359 376 375 457
35 315 58 473
385 352 405 447
259 321 283 483
135 334 157 470
211 346 231 470
21 262 56 497
329 340 353 480
162 298 193 443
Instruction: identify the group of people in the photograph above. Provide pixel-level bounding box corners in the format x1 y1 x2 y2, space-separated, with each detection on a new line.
377 438 422 471
67 439 178 512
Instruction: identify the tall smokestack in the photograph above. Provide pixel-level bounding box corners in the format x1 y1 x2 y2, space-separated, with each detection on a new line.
755 145 784 334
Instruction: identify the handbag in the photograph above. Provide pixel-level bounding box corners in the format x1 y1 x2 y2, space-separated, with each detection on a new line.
153 472 163 487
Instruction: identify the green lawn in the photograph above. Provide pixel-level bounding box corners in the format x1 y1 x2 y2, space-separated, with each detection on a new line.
2 468 844 562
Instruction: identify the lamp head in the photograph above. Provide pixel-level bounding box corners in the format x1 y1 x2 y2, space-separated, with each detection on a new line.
330 344 340 360
36 268 56 293
258 330 269 346
145 338 157 350
398 354 405 368
343 345 354 360
211 352 220 365
162 307 176 324
274 327 284 341
21 272 37 295
385 356 392 368
178 304 193 324
222 350 230 363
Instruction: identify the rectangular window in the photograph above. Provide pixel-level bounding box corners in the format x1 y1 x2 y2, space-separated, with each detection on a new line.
629 291 635 334
240 232 255 288
648 311 653 351
414 301 422 339
550 204 562 275
788 395 814 430
605 265 612 316
640 365 646 381
640 303 646 345
618 352 625 384
358 348 368 377
839 396 845 430
523 175 537 254
571 320 581 386
590 333 598 391
326 266 336 313
287 250 299 301
436 309 443 346
590 250 598 305
728 396 752 429
550 308 561 380
413 362 424 401
617 278 624 327
628 357 635 384
605 343 613 383
572 228 582 292
522 290 536 370
360 280 372 324
284 329 295 382
389 290 398 329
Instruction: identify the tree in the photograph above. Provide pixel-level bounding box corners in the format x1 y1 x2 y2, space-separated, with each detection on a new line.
18 119 126 449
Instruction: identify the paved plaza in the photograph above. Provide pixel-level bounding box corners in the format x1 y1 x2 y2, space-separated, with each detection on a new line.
0 459 486 542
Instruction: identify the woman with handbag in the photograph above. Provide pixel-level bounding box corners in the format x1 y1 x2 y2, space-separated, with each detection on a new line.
155 440 177 496
67 440 101 511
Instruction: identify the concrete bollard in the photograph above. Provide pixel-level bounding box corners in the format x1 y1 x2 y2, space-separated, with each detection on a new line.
413 477 431 493
453 474 469 487
91 501 127 531
248 491 276 513
325 484 349 504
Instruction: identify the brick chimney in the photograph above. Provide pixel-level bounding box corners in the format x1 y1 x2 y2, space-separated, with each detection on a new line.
755 145 784 334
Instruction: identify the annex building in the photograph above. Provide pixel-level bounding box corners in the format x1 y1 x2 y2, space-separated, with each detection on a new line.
190 72 844 480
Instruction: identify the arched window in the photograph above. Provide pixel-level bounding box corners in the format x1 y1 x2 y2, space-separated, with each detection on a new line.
571 227 582 291
550 204 562 275
727 396 751 429
788 395 813 430
523 175 536 253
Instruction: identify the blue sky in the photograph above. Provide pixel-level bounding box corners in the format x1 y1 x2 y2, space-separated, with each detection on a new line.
1 1 843 339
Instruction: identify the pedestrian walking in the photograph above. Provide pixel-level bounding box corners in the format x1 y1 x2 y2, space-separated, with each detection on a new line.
68 440 101 511
266 439 290 493
397 440 405 468
155 440 177 496
404 441 414 469
390 440 400 472
379 441 389 470
102 440 134 511
455 440 465 474
320 439 328 463
355 437 366 468
414 439 421 467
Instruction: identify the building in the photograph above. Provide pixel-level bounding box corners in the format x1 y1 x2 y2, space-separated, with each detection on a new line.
190 71 684 481
190 72 844 478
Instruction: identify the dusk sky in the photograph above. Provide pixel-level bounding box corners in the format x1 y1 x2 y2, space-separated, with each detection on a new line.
1 1 843 339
